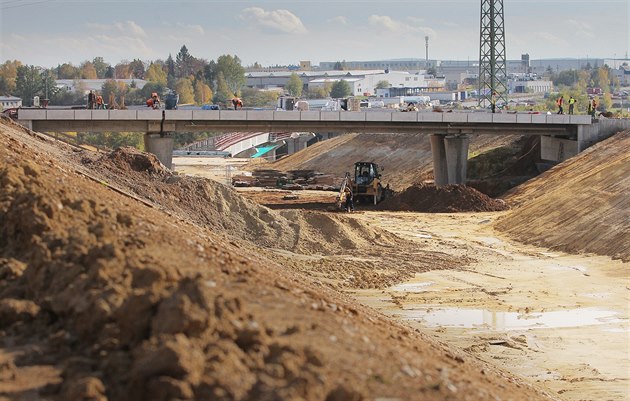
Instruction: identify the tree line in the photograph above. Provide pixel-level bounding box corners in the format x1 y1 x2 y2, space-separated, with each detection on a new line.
0 46 357 109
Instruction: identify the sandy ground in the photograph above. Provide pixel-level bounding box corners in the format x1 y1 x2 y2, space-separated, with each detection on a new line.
351 211 629 401
173 156 252 186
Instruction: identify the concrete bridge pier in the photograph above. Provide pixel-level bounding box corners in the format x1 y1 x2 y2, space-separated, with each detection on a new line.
144 133 174 169
429 134 470 186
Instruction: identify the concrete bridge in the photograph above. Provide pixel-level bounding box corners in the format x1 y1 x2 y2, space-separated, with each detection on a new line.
18 108 628 186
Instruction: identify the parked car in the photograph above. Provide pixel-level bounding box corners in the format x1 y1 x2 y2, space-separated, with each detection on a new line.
201 104 220 110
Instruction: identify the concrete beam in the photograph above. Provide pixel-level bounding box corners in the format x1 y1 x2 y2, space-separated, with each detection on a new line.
144 133 174 169
444 135 470 185
429 134 448 186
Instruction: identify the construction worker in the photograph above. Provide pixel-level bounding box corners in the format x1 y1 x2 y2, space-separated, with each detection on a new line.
568 96 576 114
556 95 564 115
343 186 354 212
147 92 160 109
95 94 104 109
491 92 497 114
87 90 95 109
232 96 243 110
591 98 598 117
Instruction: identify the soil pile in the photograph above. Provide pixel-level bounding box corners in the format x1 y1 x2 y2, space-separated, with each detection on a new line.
378 184 509 213
78 147 403 256
495 130 630 262
266 133 522 191
0 119 557 400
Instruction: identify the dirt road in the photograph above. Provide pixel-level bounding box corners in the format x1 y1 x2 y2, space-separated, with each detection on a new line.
351 211 629 401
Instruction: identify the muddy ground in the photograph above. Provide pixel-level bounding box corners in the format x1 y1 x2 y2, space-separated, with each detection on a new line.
1 118 628 401
1 119 558 401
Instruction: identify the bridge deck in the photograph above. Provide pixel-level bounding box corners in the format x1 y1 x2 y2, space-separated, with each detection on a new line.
18 109 592 135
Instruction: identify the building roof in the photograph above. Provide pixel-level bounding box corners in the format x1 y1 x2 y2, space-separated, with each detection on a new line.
0 96 21 101
246 70 400 78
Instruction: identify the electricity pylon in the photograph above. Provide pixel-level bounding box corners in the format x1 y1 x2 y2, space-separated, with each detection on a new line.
478 0 508 108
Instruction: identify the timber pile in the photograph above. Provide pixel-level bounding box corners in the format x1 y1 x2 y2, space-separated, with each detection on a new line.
231 169 340 190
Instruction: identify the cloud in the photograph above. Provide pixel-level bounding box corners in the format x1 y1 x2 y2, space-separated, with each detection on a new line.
534 31 569 47
368 15 436 37
566 19 594 38
240 7 307 34
85 20 147 37
328 16 348 25
176 23 205 35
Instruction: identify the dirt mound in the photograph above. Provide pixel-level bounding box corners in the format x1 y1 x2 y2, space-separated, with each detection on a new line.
496 130 630 262
78 147 403 256
378 183 509 213
0 119 555 400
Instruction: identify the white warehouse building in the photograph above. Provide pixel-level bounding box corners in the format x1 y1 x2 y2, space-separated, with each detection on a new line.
307 71 445 96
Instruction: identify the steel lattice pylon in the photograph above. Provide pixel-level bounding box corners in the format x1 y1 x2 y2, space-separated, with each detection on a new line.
478 0 507 108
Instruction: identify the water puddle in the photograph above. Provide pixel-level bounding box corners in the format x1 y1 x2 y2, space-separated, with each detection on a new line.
390 281 434 292
396 307 625 330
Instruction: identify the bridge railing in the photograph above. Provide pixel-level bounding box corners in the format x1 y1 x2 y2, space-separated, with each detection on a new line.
18 109 593 125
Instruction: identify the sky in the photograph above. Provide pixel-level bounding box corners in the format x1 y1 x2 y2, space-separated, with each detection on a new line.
1 0 629 68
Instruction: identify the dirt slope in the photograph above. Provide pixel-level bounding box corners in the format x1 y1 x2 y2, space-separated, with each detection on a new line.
495 130 630 261
0 118 557 400
268 133 521 191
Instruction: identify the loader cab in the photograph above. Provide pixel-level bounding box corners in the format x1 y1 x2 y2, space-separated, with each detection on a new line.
352 162 385 205
354 162 379 185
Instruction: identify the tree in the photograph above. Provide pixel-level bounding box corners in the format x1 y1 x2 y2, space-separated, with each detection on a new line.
57 63 80 79
0 60 22 94
92 57 110 79
213 71 231 105
166 54 176 77
375 80 390 89
203 60 217 89
40 69 58 100
333 61 344 71
101 80 129 108
145 63 167 86
595 67 611 92
285 73 303 97
215 54 245 95
80 61 97 79
175 45 196 78
114 63 130 79
601 93 613 110
128 59 145 80
15 65 43 106
194 80 213 105
175 78 195 104
240 88 278 108
330 80 352 98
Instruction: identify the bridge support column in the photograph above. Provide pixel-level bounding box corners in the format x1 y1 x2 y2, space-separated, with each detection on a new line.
144 133 174 169
429 134 449 186
444 134 470 185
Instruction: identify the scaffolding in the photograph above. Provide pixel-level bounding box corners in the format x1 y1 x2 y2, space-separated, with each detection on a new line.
478 0 508 109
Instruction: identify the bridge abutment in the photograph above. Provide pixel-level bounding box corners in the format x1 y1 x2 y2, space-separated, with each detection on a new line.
430 134 470 186
144 133 174 169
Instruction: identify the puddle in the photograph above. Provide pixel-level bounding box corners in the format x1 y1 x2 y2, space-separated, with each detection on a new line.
390 281 434 292
398 307 625 330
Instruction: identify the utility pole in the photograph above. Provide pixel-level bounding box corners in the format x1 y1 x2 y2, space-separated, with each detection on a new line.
478 0 508 109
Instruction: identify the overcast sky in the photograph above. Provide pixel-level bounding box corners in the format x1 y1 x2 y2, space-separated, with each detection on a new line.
1 0 628 68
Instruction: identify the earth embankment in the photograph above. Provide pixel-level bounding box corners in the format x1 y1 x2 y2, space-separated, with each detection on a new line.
495 130 630 261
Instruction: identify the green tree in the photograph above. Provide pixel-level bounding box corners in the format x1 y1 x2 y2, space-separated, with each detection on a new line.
92 57 110 78
175 45 196 78
285 73 303 97
330 80 352 98
203 60 217 89
0 60 22 94
175 78 195 104
375 80 390 89
145 63 167 86
57 62 80 79
216 54 245 95
333 61 344 71
129 59 145 79
213 71 231 105
166 54 176 77
15 65 43 106
40 69 58 101
595 67 611 93
306 83 332 99
601 93 613 110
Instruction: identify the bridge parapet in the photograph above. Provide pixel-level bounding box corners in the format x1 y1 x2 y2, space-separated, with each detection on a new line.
18 109 594 126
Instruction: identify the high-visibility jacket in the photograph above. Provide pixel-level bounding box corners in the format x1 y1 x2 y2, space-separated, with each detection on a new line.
569 98 576 104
